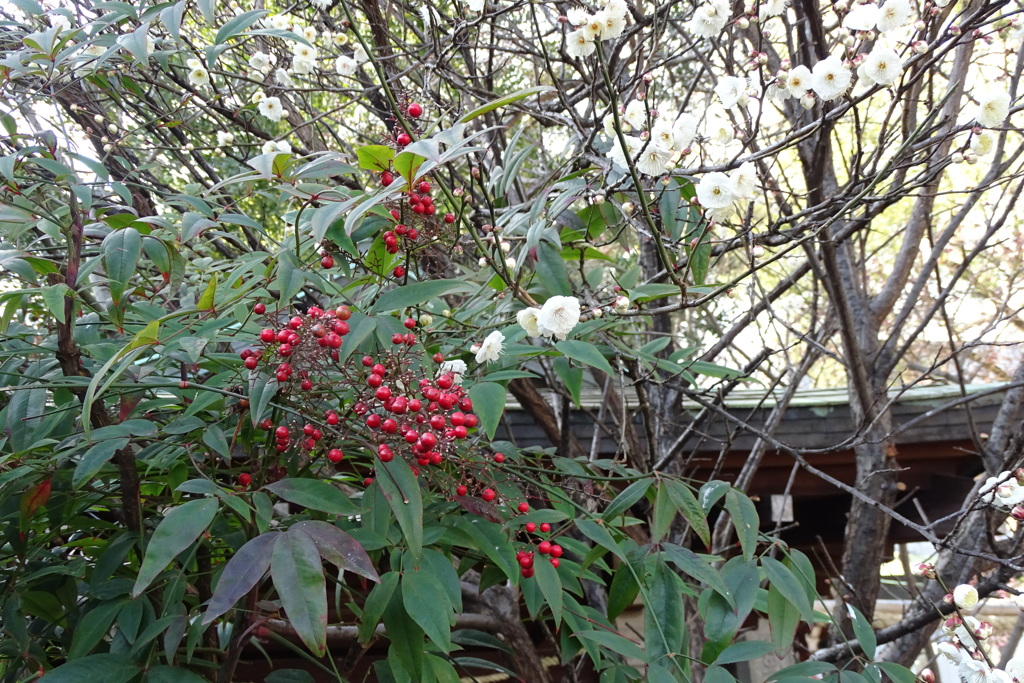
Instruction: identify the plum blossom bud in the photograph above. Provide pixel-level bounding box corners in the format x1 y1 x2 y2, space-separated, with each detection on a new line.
842 33 855 47
780 58 791 70
918 668 935 683
478 257 487 267
952 152 965 164
680 146 692 156
937 641 962 663
736 16 750 28
800 94 816 110
751 245 766 258
613 295 630 311
453 187 464 197
442 309 451 317
835 0 848 10
505 256 516 269
557 14 568 22
913 562 937 578
661 176 672 186
643 72 654 84
943 592 954 605
499 240 511 252
419 314 433 326
1012 505 1024 520
471 166 481 179
943 615 962 633
914 20 926 30
912 41 928 54
640 130 650 141
966 153 978 165
593 194 605 205
757 52 768 65
650 109 660 118
974 620 994 639
953 584 979 610
635 91 646 101
949 25 960 35
591 307 603 318
470 344 480 354
621 201 634 214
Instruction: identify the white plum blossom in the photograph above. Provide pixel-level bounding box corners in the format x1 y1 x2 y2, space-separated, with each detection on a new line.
216 131 235 146
876 0 913 32
467 0 484 10
248 51 274 73
636 143 672 175
651 120 678 150
566 29 596 58
353 44 369 63
301 26 318 42
937 641 963 663
1005 657 1024 681
261 140 292 154
475 330 504 363
275 67 295 87
258 95 286 121
439 359 467 383
335 55 357 76
606 134 643 170
311 0 332 8
567 7 590 25
976 90 1011 128
971 131 995 155
958 660 1012 683
843 3 879 31
188 67 210 87
673 113 698 148
787 65 812 98
811 55 852 100
859 47 902 86
596 6 628 39
953 584 979 610
697 171 737 208
759 0 788 20
266 14 291 30
538 296 581 339
581 14 603 40
729 161 757 199
624 99 648 129
715 75 749 109
517 308 543 337
686 0 731 38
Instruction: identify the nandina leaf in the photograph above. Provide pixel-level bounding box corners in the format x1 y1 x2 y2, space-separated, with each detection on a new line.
271 529 327 656
101 227 142 306
402 556 453 652
133 498 218 597
264 478 357 516
376 457 423 561
203 532 279 624
20 478 50 520
291 520 379 582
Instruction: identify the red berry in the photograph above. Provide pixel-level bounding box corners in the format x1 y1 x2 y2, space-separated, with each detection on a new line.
519 555 534 568
260 328 276 343
396 133 412 146
493 453 505 464
368 373 384 388
362 355 374 367
550 558 560 568
390 209 401 220
521 567 535 578
381 171 394 185
538 541 552 554
278 344 293 357
381 418 398 433
321 255 334 269
540 523 551 533
525 522 537 533
392 333 404 344
407 103 423 118
254 303 266 314
444 212 456 223
456 485 468 496
408 399 422 412
276 329 290 343
326 412 339 425
303 424 315 436
379 450 394 462
337 306 352 320
418 181 431 193
464 414 479 428
481 488 496 502
375 386 392 401
550 544 563 558
419 432 437 449
437 374 453 390
393 266 406 278
244 357 259 370
364 477 374 486
430 415 446 430
301 379 313 391
366 414 382 429
407 229 418 240
404 317 417 329
238 473 252 486
517 502 529 513
328 448 344 462
459 397 473 411
275 426 289 439
260 419 274 430
433 352 444 363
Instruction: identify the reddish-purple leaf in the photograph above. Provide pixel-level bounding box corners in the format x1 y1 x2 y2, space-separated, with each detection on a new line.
291 521 379 583
202 532 279 624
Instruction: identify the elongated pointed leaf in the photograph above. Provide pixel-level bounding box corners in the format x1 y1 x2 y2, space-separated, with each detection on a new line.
265 478 357 516
762 557 814 624
40 654 139 682
291 521 379 582
369 279 474 313
402 562 453 652
467 382 505 439
376 457 423 560
203 532 279 624
133 499 218 597
101 227 142 305
663 545 733 606
602 479 651 520
271 529 327 656
555 339 615 376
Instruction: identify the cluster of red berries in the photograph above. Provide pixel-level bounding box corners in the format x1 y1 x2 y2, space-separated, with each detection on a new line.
242 304 353 389
516 522 563 578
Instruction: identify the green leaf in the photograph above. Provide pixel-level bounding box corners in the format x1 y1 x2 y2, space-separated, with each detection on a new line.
291 521 379 582
402 560 453 652
247 376 278 426
705 666 738 683
357 145 395 172
133 498 219 597
376 457 423 560
551 357 582 406
41 283 69 323
607 565 640 621
724 490 759 561
871 662 917 683
767 662 838 681
533 554 563 625
359 571 399 643
602 479 651 520
467 382 505 439
264 478 358 516
651 482 674 544
665 481 710 548
73 438 129 489
555 339 614 376
846 604 876 659
761 557 814 624
393 151 424 183
69 600 125 658
458 85 555 123
146 666 210 683
383 585 424 679
271 529 327 657
370 279 474 313
714 640 774 665
101 227 142 305
662 545 733 606
576 519 624 561
196 273 217 310
215 9 267 43
572 630 645 661
203 532 279 624
40 654 139 682
767 584 800 655
127 320 160 351
275 250 305 305
535 241 572 296
644 561 684 666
